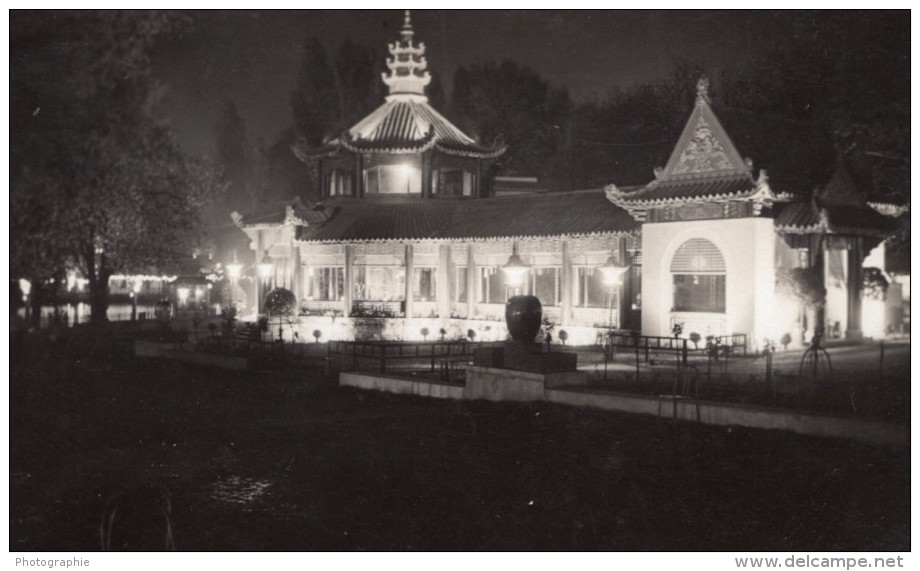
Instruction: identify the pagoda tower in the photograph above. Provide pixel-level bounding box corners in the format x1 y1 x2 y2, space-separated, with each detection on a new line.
295 10 505 199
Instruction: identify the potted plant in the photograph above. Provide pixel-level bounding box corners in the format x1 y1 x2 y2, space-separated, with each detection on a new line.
312 329 322 343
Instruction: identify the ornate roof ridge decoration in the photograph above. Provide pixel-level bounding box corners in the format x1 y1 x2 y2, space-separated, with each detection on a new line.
234 196 325 229
296 230 640 245
868 201 909 217
773 191 801 202
340 125 438 155
774 199 903 237
292 139 342 161
661 76 751 179
435 139 507 159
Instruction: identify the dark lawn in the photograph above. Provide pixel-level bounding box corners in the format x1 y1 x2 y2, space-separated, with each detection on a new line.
10 335 909 551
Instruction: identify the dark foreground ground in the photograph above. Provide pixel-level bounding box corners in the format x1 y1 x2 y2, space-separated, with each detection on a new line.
10 333 910 551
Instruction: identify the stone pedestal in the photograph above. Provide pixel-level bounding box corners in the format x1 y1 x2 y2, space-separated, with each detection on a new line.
473 342 578 374
467 342 584 402
466 366 587 402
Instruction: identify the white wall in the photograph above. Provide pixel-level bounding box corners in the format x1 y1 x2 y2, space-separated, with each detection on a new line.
641 217 775 348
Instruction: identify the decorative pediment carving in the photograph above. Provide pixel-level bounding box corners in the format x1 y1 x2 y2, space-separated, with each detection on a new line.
671 115 735 175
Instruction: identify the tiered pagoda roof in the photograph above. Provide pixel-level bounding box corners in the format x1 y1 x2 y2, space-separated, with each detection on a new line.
294 10 505 162
773 161 905 237
606 77 775 221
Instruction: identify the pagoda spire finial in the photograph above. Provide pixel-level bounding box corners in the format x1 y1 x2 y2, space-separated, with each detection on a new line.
696 76 711 105
401 9 414 42
381 9 431 101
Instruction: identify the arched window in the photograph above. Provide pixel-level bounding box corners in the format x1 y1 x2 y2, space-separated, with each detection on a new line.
670 238 726 313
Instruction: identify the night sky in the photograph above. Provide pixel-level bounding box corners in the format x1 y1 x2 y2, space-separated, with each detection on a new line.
152 9 802 157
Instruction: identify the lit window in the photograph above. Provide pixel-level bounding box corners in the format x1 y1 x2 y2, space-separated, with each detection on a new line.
575 267 607 308
413 267 437 302
455 267 468 303
478 267 508 303
306 267 344 301
364 164 421 194
354 266 406 301
670 238 726 313
327 170 353 197
532 267 560 306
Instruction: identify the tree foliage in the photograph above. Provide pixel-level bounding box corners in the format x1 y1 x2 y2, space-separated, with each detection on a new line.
452 60 572 187
291 37 383 146
10 11 224 322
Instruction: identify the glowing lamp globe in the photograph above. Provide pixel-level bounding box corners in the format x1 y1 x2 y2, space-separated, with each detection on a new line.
257 255 275 279
501 253 530 287
598 256 629 286
227 262 243 280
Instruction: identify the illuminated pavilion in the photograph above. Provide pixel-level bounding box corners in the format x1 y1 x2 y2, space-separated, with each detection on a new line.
233 11 905 347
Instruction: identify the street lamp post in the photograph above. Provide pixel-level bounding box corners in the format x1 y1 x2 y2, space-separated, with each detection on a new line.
226 250 243 308
257 253 275 314
598 254 630 383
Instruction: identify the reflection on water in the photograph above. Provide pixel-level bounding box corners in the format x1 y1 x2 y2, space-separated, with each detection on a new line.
14 302 221 327
209 476 273 512
15 303 156 323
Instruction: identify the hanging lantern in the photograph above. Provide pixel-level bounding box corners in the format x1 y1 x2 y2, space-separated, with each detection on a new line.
257 253 275 279
227 250 243 280
501 243 530 287
598 255 629 286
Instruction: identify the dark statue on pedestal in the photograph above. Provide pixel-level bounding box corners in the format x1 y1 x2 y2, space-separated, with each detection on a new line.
505 295 543 344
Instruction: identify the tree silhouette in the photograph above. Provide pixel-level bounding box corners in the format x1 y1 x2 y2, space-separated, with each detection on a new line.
10 11 225 323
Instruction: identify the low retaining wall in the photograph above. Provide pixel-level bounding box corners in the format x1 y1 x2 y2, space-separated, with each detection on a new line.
546 389 907 447
338 370 907 447
340 372 464 400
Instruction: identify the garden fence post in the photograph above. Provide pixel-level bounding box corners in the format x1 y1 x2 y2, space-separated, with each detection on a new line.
879 341 885 382
635 343 641 382
765 350 773 387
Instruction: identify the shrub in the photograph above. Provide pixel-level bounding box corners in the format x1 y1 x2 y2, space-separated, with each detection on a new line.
780 332 792 351
263 288 297 342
